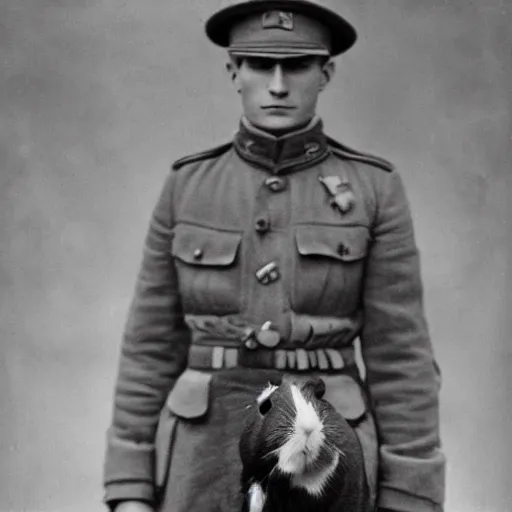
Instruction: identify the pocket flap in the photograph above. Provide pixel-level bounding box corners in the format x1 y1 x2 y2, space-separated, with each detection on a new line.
322 374 367 424
166 369 212 419
172 224 241 266
295 225 369 262
154 408 178 494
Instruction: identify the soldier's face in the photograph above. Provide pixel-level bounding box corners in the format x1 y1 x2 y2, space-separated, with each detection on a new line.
227 56 334 134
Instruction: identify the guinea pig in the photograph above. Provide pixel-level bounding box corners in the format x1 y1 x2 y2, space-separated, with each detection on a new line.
238 376 369 512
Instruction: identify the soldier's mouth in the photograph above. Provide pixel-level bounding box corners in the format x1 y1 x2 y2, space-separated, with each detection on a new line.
261 105 296 110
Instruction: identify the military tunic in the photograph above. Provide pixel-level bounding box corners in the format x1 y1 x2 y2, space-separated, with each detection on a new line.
103 117 445 512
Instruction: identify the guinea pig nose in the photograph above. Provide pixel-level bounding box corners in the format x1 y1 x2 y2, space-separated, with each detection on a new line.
302 426 314 436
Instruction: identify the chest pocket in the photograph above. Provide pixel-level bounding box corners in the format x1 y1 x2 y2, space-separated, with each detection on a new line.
171 223 242 315
292 225 370 316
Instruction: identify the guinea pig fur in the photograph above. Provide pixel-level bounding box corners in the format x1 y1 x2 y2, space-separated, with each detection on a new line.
238 376 369 512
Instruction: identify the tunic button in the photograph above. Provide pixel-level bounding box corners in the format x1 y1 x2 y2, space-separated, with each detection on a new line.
255 217 270 233
193 248 203 260
337 243 350 257
264 176 286 193
256 321 280 348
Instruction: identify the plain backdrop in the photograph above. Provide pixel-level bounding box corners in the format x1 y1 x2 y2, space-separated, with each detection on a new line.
1 1 511 511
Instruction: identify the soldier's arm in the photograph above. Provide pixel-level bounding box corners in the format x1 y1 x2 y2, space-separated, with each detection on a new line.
102 171 190 510
360 169 445 512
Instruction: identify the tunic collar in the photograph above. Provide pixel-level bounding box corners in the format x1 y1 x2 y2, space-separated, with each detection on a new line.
233 116 329 173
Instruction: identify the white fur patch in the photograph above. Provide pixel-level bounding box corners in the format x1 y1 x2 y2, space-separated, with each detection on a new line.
257 383 278 405
277 384 325 475
291 450 340 496
248 482 266 512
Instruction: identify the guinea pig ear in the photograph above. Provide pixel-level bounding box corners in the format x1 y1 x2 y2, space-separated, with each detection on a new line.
269 375 283 387
312 377 326 399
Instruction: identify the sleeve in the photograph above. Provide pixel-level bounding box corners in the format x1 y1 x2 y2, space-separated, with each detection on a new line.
102 171 191 509
360 170 446 512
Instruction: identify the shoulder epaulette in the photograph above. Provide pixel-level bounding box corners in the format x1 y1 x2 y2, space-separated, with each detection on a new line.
171 142 233 171
326 136 394 172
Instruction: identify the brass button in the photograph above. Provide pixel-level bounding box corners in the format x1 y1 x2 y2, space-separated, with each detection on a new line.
264 176 286 193
256 321 280 348
193 248 203 260
255 217 270 233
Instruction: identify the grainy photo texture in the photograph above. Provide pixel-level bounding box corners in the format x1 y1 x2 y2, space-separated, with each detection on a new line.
1 1 510 512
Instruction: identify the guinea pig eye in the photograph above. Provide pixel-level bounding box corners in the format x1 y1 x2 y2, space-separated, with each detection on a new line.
259 398 272 415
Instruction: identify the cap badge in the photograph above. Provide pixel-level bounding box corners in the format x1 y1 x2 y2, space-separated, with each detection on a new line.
262 11 294 31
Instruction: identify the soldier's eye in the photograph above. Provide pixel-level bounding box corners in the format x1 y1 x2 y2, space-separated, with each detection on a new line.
245 57 276 71
282 57 316 72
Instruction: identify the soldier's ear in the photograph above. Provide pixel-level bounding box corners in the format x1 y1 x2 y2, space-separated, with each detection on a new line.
226 59 242 93
319 59 335 92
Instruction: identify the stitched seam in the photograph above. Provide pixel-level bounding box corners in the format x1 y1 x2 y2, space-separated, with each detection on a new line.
173 219 243 234
294 221 370 229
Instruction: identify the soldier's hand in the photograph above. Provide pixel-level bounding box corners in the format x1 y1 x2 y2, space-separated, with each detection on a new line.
114 501 154 512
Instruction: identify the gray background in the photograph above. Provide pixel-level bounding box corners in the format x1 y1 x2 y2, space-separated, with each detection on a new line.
1 1 511 511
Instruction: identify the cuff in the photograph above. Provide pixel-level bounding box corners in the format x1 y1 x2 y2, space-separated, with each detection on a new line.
104 482 155 510
378 488 443 512
379 446 446 504
103 429 156 506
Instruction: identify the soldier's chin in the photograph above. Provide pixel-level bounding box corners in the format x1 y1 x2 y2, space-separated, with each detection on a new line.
256 114 302 134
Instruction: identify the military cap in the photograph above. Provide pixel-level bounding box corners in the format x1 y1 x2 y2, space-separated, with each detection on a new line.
205 0 357 58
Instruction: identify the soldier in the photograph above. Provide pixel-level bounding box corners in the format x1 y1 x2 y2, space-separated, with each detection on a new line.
102 1 446 511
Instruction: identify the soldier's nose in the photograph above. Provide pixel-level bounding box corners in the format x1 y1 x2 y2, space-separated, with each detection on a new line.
268 64 288 98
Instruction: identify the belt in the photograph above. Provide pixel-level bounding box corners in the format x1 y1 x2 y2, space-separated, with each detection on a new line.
187 343 356 372
184 312 363 348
